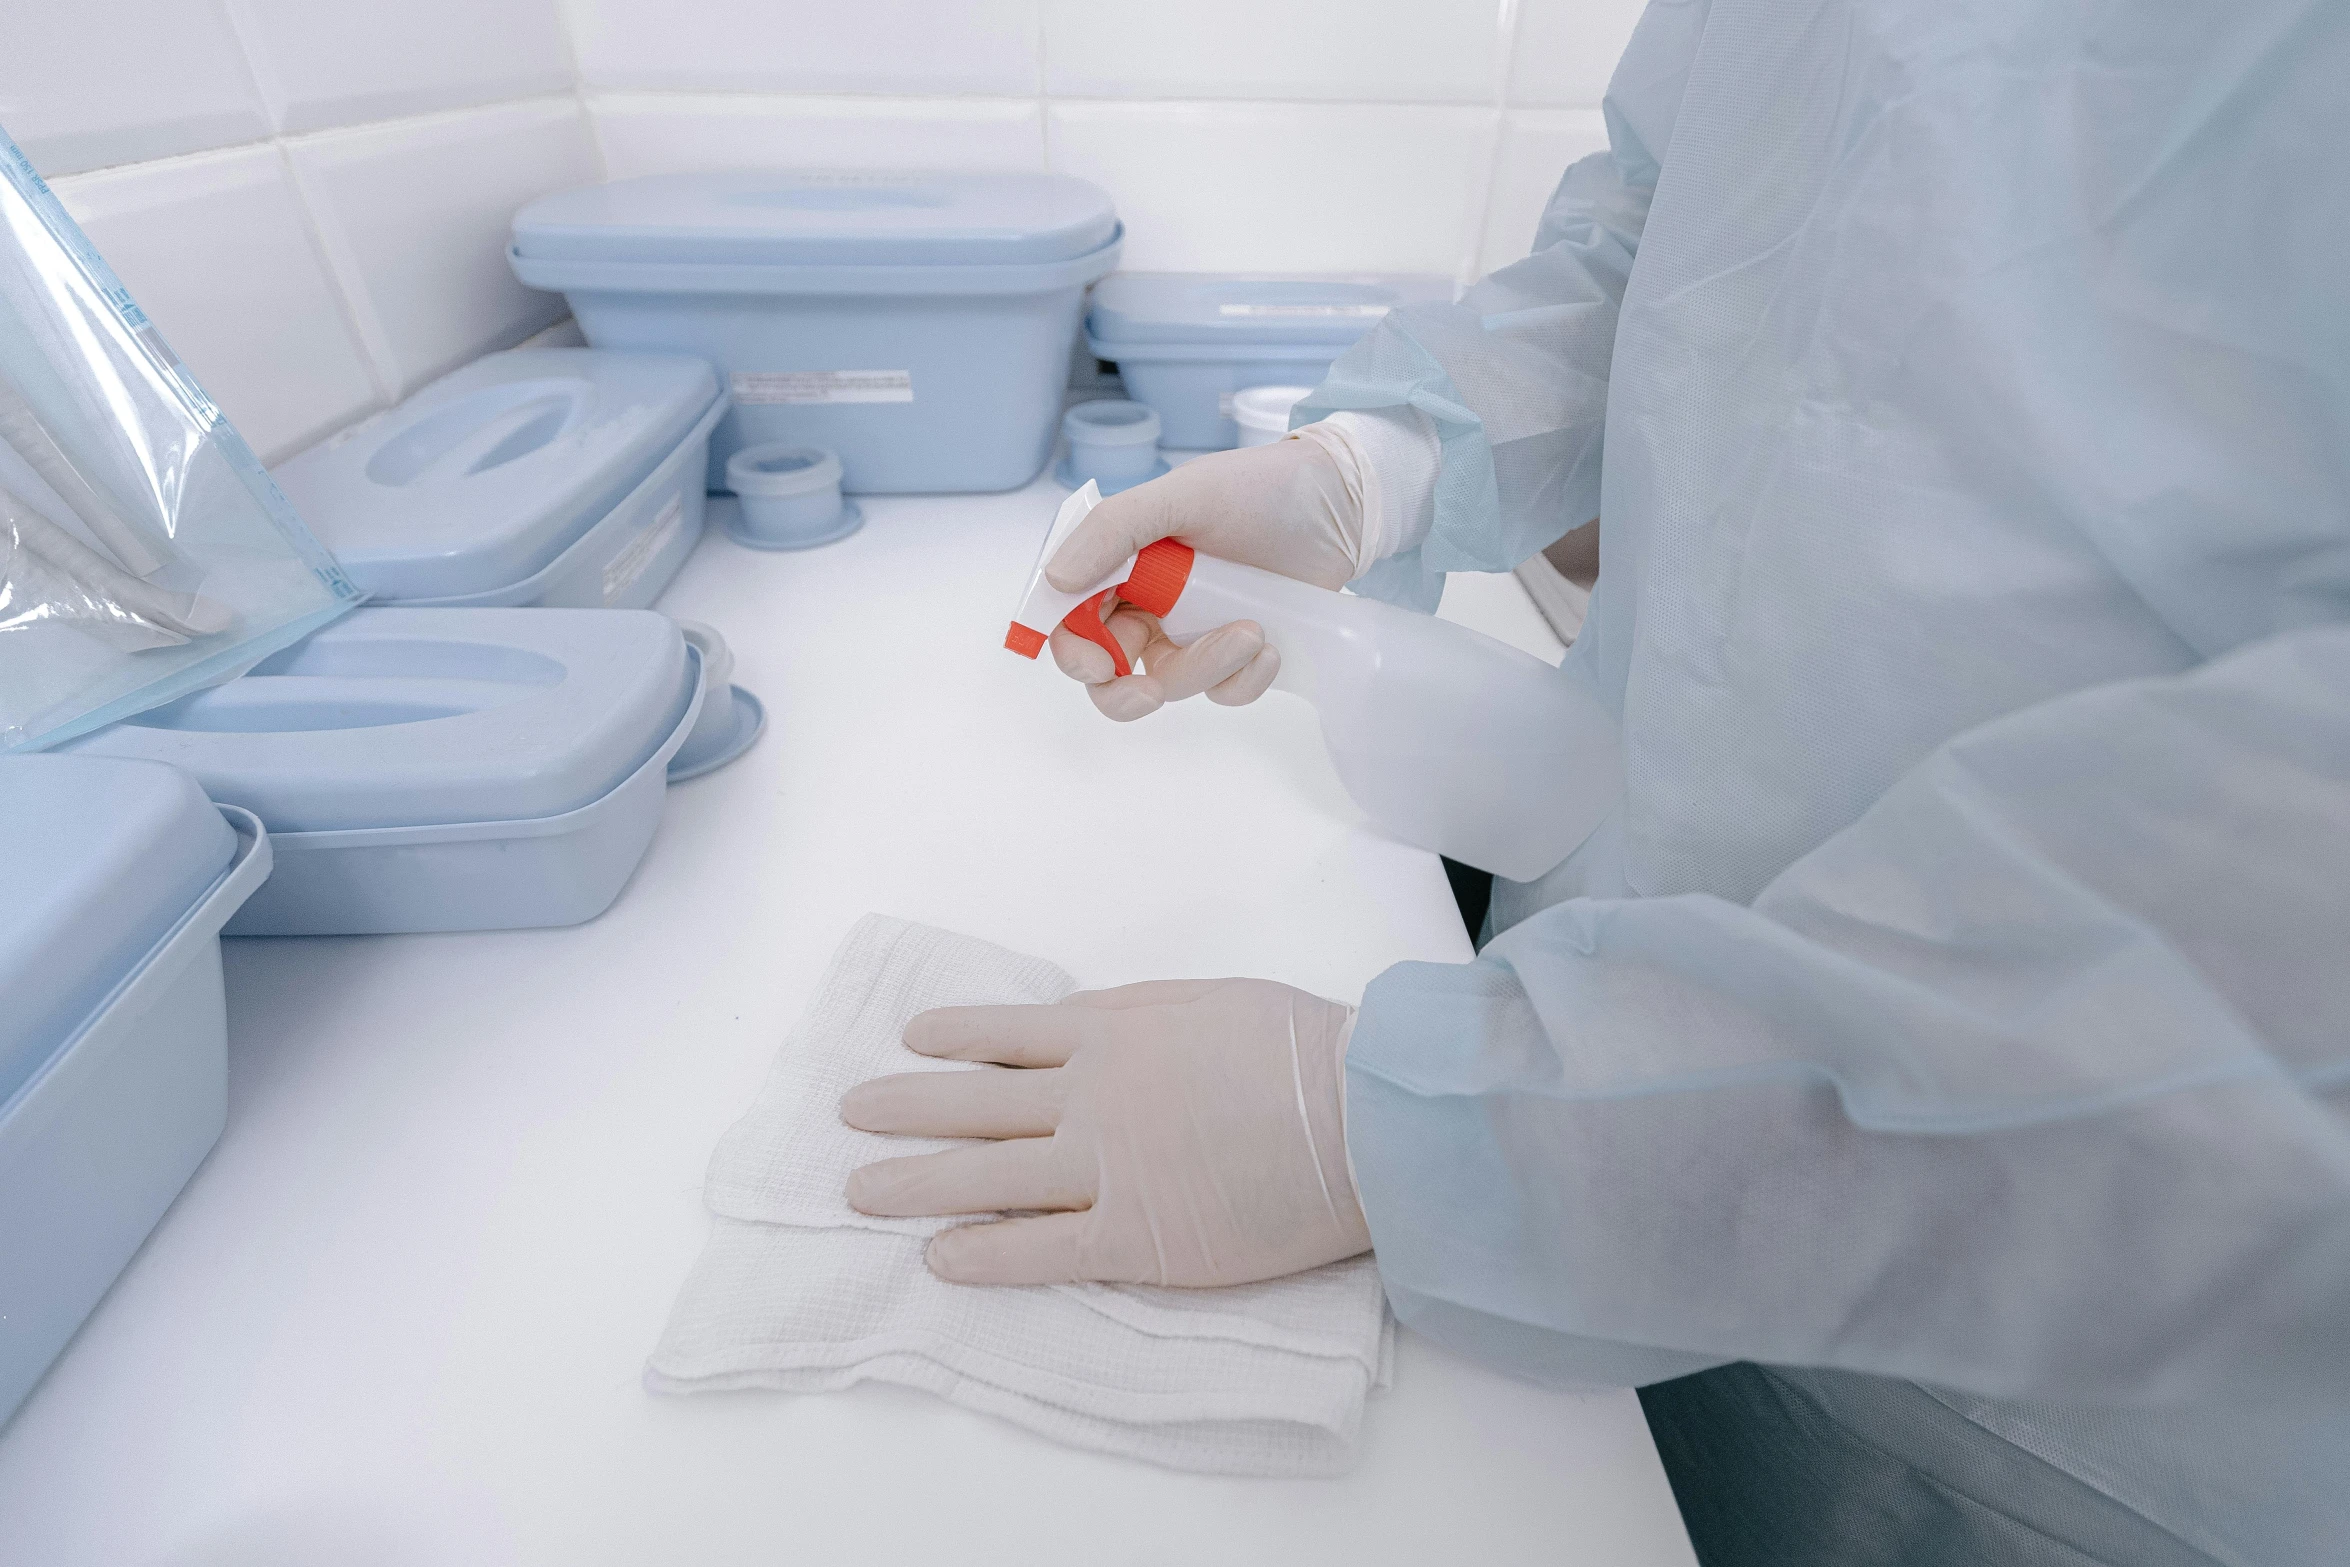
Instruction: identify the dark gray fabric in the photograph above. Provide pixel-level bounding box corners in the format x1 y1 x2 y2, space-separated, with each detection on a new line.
1640 1365 2224 1567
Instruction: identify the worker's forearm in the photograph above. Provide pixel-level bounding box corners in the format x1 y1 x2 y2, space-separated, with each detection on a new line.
1348 627 2350 1404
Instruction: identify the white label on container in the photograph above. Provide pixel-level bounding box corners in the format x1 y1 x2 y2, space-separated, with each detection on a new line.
731 370 914 405
1216 303 1390 319
604 495 687 604
1218 391 1237 418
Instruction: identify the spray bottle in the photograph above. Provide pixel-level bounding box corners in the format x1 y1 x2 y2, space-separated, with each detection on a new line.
1007 482 1621 881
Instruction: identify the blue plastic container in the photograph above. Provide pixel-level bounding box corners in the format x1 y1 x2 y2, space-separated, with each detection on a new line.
1085 273 1455 449
1 755 270 1425
508 171 1122 495
272 348 724 608
65 608 701 936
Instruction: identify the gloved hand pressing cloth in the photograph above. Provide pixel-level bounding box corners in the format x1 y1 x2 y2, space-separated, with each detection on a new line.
646 916 1390 1477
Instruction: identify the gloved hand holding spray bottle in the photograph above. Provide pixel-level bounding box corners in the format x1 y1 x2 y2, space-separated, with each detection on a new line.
1005 422 1621 881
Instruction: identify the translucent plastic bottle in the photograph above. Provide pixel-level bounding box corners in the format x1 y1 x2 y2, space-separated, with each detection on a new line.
1007 484 1622 880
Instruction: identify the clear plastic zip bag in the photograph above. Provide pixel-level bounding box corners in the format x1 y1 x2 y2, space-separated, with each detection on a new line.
0 127 358 753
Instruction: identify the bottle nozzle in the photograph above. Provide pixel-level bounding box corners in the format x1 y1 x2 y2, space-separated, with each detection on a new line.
1006 481 1127 659
1004 482 1196 677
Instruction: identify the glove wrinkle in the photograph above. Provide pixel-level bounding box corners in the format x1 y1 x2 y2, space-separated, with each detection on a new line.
1287 1005 1342 1233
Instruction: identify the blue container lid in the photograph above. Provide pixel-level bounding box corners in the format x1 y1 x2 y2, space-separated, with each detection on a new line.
511 170 1120 270
0 755 235 1106
272 349 718 602
1086 273 1456 349
65 608 693 833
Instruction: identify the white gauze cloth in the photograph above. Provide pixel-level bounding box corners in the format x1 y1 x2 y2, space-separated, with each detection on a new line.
648 914 1391 1477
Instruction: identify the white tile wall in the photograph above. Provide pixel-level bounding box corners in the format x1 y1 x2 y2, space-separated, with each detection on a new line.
228 0 574 135
1480 109 1613 273
593 95 1047 180
1 1 267 177
290 100 599 397
1050 101 1495 274
1511 0 1649 107
1 0 1648 463
564 0 1043 96
1042 0 1504 104
54 149 379 464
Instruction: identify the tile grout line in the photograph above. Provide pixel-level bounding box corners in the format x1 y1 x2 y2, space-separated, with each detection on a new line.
209 0 285 141
573 84 1556 112
274 93 586 153
275 139 399 430
274 136 403 409
1460 0 1528 285
34 93 590 185
549 0 616 182
38 84 1584 192
204 0 403 420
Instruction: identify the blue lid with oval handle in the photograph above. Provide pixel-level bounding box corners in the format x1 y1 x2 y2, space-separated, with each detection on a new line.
65 608 694 834
272 348 718 603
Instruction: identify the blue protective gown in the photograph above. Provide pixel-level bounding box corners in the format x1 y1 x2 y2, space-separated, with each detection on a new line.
1303 1 2350 1560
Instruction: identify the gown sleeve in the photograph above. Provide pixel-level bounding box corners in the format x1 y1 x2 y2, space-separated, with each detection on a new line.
1298 0 1715 609
1347 625 2350 1402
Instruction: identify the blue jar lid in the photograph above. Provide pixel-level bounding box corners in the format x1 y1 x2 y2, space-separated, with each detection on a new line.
272 348 718 602
66 608 693 833
512 171 1121 269
0 755 234 1105
1086 273 1456 348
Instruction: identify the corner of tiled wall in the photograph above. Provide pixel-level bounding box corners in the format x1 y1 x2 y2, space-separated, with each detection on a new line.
7 0 601 466
1 1 1643 467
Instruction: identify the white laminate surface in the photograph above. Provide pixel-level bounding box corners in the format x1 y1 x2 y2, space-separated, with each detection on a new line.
0 482 1694 1567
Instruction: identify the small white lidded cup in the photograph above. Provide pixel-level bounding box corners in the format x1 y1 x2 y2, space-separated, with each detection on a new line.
1230 384 1314 448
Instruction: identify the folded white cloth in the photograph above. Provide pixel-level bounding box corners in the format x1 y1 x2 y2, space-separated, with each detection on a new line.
648 915 1391 1477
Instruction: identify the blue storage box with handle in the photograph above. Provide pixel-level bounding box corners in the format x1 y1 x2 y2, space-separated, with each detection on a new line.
1085 273 1455 449
65 607 701 936
271 348 724 609
0 755 270 1425
508 170 1121 495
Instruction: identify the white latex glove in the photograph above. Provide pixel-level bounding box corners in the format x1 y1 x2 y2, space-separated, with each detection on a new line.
841 979 1369 1288
1046 411 1438 721
1043 434 1348 721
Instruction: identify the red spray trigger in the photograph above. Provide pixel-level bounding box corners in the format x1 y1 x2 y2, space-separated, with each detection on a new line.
1064 589 1130 677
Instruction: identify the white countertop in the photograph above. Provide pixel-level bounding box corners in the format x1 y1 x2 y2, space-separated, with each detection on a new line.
0 478 1694 1566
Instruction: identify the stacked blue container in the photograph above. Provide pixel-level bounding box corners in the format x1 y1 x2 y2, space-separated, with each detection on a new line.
67 608 704 936
509 170 1122 494
1085 273 1456 449
0 757 271 1422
